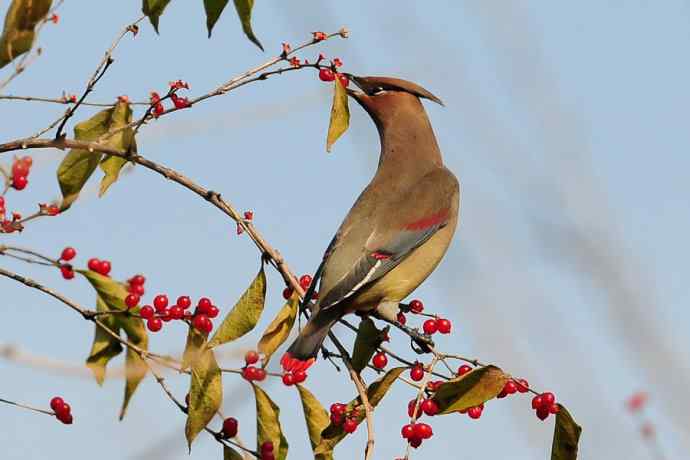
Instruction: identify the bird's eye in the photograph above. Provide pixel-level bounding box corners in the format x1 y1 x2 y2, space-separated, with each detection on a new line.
371 86 385 95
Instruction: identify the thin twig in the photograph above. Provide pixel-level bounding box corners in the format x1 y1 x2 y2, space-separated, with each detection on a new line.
0 94 148 106
0 397 54 416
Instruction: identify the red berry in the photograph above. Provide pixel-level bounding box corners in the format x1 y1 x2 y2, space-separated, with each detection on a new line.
87 258 101 271
58 412 73 424
282 287 293 299
153 102 164 117
60 265 75 280
457 364 472 376
206 305 219 318
169 305 184 320
409 436 423 448
147 318 163 332
421 399 439 416
176 296 192 309
372 352 388 369
318 68 335 82
60 247 76 261
130 274 146 285
139 305 154 319
282 372 295 386
98 260 111 276
467 406 482 419
423 319 438 335
160 308 172 322
254 368 267 382
245 350 260 365
397 312 407 325
261 454 275 460
50 397 64 411
20 156 32 167
330 403 346 416
337 73 349 88
192 314 212 333
260 441 274 454
299 274 312 289
401 424 414 439
172 95 190 109
293 369 307 383
242 366 258 381
531 395 543 409
549 404 560 414
343 418 357 433
12 160 29 177
540 392 556 407
198 297 212 310
153 294 168 312
410 364 424 381
55 402 71 418
408 399 419 418
222 417 238 438
409 299 424 313
330 412 343 425
413 422 433 440
437 318 452 334
516 378 529 393
129 283 145 296
536 406 550 421
125 294 139 309
504 381 517 395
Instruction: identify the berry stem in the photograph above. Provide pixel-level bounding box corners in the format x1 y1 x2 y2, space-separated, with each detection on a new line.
0 397 54 416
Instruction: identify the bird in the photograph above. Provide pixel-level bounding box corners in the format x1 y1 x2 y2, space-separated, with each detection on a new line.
281 75 460 372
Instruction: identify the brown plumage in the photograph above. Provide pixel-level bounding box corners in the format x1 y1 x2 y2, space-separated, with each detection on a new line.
282 75 460 371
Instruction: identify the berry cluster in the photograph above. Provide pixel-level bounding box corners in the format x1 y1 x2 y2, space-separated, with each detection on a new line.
139 295 218 333
87 257 112 276
407 398 439 417
58 246 77 279
329 403 359 434
531 392 559 421
241 350 267 382
316 55 349 88
458 403 485 419
400 421 433 448
496 378 529 399
10 156 32 191
281 368 307 386
422 317 452 335
126 274 146 296
50 396 73 424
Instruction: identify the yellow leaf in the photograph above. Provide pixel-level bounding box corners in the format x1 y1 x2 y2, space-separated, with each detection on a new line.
85 295 123 385
296 385 332 460
208 265 266 348
254 385 289 460
434 365 508 414
182 326 208 370
257 293 298 365
185 347 222 449
326 77 350 152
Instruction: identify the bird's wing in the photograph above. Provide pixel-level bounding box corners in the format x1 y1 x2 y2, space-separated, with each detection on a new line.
317 167 459 310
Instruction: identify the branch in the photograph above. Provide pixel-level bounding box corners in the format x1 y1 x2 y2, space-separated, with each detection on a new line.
0 396 54 416
0 94 149 106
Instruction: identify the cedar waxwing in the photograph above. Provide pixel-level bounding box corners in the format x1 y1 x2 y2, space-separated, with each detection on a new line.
281 75 460 372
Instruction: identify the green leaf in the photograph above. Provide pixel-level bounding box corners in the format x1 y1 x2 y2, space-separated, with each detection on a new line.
182 325 207 370
78 270 149 419
551 404 582 460
351 318 386 374
296 385 332 460
254 385 288 460
185 346 222 449
0 0 52 68
223 445 243 460
85 295 123 385
99 102 136 197
208 265 266 348
57 101 136 209
315 367 405 457
232 0 263 50
326 77 350 152
257 293 298 366
142 0 171 33
120 339 147 420
204 0 229 37
434 365 508 414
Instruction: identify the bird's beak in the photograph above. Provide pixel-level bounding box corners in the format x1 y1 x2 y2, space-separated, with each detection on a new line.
345 74 369 102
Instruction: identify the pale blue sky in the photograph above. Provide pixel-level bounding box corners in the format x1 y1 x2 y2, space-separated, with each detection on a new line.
2 1 689 459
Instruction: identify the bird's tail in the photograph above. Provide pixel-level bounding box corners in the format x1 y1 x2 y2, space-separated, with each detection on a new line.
281 308 340 372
